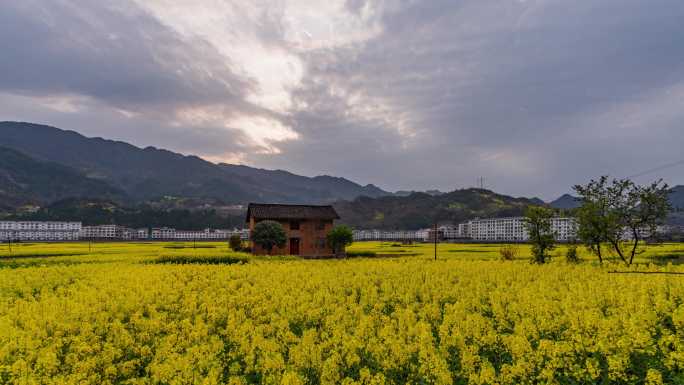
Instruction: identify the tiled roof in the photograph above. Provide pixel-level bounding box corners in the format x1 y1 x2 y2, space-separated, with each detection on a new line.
246 203 340 222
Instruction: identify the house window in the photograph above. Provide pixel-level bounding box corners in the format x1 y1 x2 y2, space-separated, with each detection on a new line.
317 237 327 248
290 220 300 230
316 221 325 231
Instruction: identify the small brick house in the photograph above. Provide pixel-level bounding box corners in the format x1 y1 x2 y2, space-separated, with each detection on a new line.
246 203 340 257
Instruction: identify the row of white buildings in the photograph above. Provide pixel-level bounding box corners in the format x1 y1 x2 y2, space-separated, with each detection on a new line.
353 217 579 242
0 221 82 241
352 229 430 242
0 221 249 242
465 217 578 242
2 219 676 243
354 217 680 243
148 227 249 241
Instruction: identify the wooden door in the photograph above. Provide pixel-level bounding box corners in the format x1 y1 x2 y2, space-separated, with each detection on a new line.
289 238 300 255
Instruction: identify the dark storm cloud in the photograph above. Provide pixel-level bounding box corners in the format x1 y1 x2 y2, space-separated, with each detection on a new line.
254 0 684 198
3 0 684 199
0 0 285 160
0 1 253 111
0 92 253 159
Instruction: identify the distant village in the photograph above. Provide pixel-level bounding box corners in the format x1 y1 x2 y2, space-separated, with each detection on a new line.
2 216 680 243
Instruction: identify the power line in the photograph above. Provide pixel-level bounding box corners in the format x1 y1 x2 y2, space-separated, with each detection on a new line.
627 159 684 179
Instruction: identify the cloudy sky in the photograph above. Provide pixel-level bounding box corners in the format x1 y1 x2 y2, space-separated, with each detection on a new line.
2 0 684 199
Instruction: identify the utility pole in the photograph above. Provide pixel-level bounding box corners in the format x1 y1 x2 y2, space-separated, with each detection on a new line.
433 223 438 261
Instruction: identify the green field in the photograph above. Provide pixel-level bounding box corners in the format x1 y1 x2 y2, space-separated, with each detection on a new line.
1 241 684 384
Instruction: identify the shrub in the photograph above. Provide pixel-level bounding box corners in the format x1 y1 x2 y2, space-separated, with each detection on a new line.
229 234 242 251
566 244 580 263
327 225 354 257
499 245 518 261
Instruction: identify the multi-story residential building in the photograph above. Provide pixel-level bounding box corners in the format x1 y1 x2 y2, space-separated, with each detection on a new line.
458 223 470 238
550 217 579 242
173 229 230 240
0 221 82 241
353 229 428 242
81 225 125 240
136 228 150 240
151 227 177 240
468 217 528 242
150 227 244 240
81 225 149 240
465 217 579 242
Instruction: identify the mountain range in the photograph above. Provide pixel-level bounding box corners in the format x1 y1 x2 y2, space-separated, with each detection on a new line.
0 146 126 210
1 121 681 229
549 194 581 209
548 187 684 211
0 121 389 206
334 189 542 229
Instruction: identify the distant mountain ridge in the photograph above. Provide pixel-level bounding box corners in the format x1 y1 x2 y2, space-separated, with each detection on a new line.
337 187 684 230
1 121 681 229
549 194 581 209
334 188 541 229
670 185 684 210
549 187 684 210
0 121 390 207
0 147 126 209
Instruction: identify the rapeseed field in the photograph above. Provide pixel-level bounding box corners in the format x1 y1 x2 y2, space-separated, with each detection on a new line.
1 241 683 384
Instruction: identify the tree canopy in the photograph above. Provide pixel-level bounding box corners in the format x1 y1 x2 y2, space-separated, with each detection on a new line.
524 206 556 264
252 220 287 255
327 225 354 256
573 176 670 265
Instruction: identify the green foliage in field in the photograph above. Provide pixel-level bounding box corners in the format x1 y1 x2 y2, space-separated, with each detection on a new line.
327 225 354 255
252 220 287 254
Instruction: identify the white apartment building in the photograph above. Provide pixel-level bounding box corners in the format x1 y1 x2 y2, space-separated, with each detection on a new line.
136 228 150 239
458 223 470 239
0 221 82 241
81 225 123 239
151 227 177 240
173 229 230 240
468 217 528 241
151 227 244 240
81 225 150 240
440 225 471 239
551 217 578 242
353 229 428 241
465 217 578 242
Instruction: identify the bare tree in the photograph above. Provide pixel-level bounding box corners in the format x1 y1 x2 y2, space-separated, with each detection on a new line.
574 177 670 266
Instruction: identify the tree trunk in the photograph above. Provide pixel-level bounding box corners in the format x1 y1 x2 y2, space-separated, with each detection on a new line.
596 243 603 264
609 238 628 265
629 227 640 266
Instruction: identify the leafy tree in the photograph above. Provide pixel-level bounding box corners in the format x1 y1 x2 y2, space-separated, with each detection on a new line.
573 177 615 263
228 234 242 252
327 225 354 257
524 206 556 264
574 177 670 265
252 220 287 255
565 243 580 263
